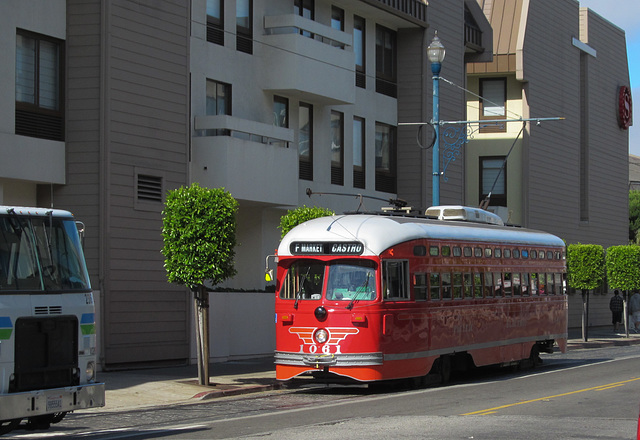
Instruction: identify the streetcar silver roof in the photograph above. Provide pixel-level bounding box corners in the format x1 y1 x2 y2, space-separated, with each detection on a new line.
278 213 564 257
0 206 75 218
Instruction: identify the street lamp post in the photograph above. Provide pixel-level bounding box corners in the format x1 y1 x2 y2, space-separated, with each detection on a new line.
427 31 445 207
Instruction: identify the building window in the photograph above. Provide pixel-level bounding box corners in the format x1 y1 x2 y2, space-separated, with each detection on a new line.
329 6 344 48
480 156 507 206
206 79 231 136
15 30 64 141
375 25 396 98
294 0 314 38
375 122 396 193
354 15 366 88
206 0 224 46
331 111 344 186
236 0 253 54
353 117 365 189
479 78 506 133
273 95 289 147
331 6 344 30
299 103 313 181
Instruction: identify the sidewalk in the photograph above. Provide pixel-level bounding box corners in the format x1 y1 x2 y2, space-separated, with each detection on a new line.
89 327 640 413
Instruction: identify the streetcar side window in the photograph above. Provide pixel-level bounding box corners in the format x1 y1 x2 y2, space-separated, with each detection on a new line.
503 272 512 296
538 273 546 294
414 272 428 301
493 272 503 297
521 273 530 296
530 273 539 295
474 272 483 298
382 260 409 300
429 246 439 256
429 272 441 300
546 273 554 295
452 272 463 299
441 272 452 299
463 272 473 298
484 272 494 298
512 273 521 296
554 273 563 294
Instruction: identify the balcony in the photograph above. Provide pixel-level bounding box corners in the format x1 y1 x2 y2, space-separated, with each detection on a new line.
192 115 298 206
262 15 355 105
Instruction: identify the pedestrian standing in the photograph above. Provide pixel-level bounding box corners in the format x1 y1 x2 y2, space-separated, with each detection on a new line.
609 290 624 333
629 291 640 333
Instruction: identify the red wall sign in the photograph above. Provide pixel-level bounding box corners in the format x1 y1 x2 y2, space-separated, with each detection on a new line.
618 85 633 130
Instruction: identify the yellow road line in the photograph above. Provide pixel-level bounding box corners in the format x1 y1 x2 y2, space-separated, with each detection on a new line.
462 377 640 416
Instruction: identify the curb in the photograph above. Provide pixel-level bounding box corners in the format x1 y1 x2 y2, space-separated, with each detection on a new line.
192 382 283 400
568 337 640 350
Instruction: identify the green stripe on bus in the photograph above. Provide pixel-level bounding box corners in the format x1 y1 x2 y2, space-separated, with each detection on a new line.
0 329 12 339
81 324 95 335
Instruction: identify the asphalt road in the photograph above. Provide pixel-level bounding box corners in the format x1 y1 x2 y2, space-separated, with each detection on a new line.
6 345 640 439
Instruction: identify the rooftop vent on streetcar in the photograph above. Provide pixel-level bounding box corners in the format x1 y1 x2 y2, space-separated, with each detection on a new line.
425 205 504 226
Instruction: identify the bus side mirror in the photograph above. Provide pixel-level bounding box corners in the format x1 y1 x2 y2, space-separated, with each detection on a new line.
76 221 86 249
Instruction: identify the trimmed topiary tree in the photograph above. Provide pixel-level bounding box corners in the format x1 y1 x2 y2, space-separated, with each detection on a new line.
279 205 335 238
566 243 605 342
162 183 238 385
606 245 640 336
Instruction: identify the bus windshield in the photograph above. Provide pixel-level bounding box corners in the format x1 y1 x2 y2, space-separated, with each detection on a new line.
0 215 91 291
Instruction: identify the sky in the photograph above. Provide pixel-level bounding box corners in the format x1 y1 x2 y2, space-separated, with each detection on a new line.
578 0 640 155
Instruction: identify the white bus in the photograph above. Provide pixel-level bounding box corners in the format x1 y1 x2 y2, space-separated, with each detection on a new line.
0 207 104 434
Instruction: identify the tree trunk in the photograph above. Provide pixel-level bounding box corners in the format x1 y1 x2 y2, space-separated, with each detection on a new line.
581 289 589 342
194 286 210 386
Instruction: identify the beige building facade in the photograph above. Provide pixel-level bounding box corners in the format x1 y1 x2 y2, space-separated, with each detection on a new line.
466 0 630 249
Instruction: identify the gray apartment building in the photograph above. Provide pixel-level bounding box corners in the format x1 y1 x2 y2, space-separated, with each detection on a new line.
1 0 629 367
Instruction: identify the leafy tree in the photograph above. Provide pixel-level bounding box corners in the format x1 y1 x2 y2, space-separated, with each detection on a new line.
629 190 640 243
279 205 335 238
566 244 605 341
606 245 640 335
162 183 238 385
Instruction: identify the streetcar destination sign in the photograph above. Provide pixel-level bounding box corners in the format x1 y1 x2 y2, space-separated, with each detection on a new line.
290 241 364 255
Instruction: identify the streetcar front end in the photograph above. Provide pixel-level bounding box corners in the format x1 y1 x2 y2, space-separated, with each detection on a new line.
274 240 385 383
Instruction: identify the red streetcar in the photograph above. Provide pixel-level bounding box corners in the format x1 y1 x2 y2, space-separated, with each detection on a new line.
273 206 567 384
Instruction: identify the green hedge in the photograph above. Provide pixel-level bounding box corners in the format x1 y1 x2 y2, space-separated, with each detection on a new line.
566 243 605 291
279 205 334 238
606 245 640 291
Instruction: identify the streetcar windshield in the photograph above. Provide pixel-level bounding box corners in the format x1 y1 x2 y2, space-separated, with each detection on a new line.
326 261 376 301
279 260 325 300
0 215 91 292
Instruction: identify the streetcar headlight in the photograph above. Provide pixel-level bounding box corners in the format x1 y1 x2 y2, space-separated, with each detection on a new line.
86 361 96 382
314 328 329 344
